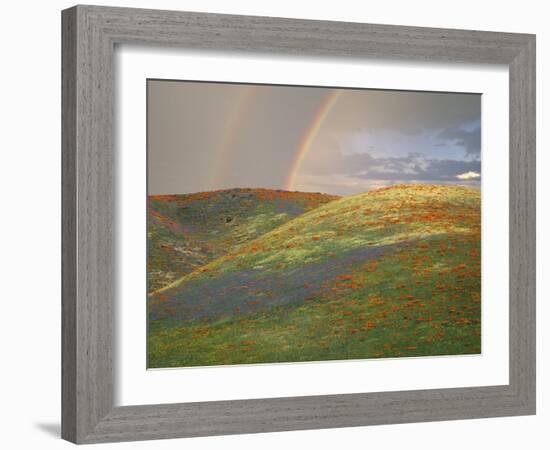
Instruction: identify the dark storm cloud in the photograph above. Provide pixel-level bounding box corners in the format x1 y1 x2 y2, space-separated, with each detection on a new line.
359 154 481 181
328 90 481 135
304 148 481 182
437 123 481 157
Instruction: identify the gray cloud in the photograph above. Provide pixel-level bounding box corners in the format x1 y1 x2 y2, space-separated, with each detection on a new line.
360 155 481 182
304 149 481 183
303 147 375 175
437 124 481 157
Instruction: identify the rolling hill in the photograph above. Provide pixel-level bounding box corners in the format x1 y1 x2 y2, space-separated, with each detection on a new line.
148 184 481 368
148 188 338 292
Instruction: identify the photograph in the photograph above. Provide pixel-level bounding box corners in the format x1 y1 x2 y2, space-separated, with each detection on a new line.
146 80 482 368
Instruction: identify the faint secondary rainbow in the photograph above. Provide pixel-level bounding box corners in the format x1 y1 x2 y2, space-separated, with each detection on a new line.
209 86 257 187
284 90 343 191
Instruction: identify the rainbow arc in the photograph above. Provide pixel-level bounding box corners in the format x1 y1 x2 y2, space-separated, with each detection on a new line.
284 90 343 191
208 86 257 187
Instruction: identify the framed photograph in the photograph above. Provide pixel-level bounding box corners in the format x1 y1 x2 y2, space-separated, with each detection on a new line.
62 5 536 444
145 80 486 369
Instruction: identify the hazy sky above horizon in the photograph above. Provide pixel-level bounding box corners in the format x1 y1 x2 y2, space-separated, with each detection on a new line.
148 80 481 196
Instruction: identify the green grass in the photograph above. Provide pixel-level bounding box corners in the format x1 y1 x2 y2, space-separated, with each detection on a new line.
147 184 481 368
148 188 338 292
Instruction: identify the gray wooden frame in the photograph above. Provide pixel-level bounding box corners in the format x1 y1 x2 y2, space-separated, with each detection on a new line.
62 4 536 444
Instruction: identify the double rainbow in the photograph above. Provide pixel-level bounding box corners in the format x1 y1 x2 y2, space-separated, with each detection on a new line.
207 87 342 192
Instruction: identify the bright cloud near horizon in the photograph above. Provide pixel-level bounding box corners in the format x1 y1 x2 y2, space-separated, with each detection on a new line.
148 80 481 196
456 171 481 180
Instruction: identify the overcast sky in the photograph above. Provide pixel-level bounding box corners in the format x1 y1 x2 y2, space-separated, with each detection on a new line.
148 80 481 196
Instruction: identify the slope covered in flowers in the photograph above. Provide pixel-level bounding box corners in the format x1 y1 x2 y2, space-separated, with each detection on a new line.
148 188 338 292
148 184 481 367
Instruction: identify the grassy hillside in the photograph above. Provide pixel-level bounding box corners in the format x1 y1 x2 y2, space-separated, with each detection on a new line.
148 184 481 368
148 188 338 292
